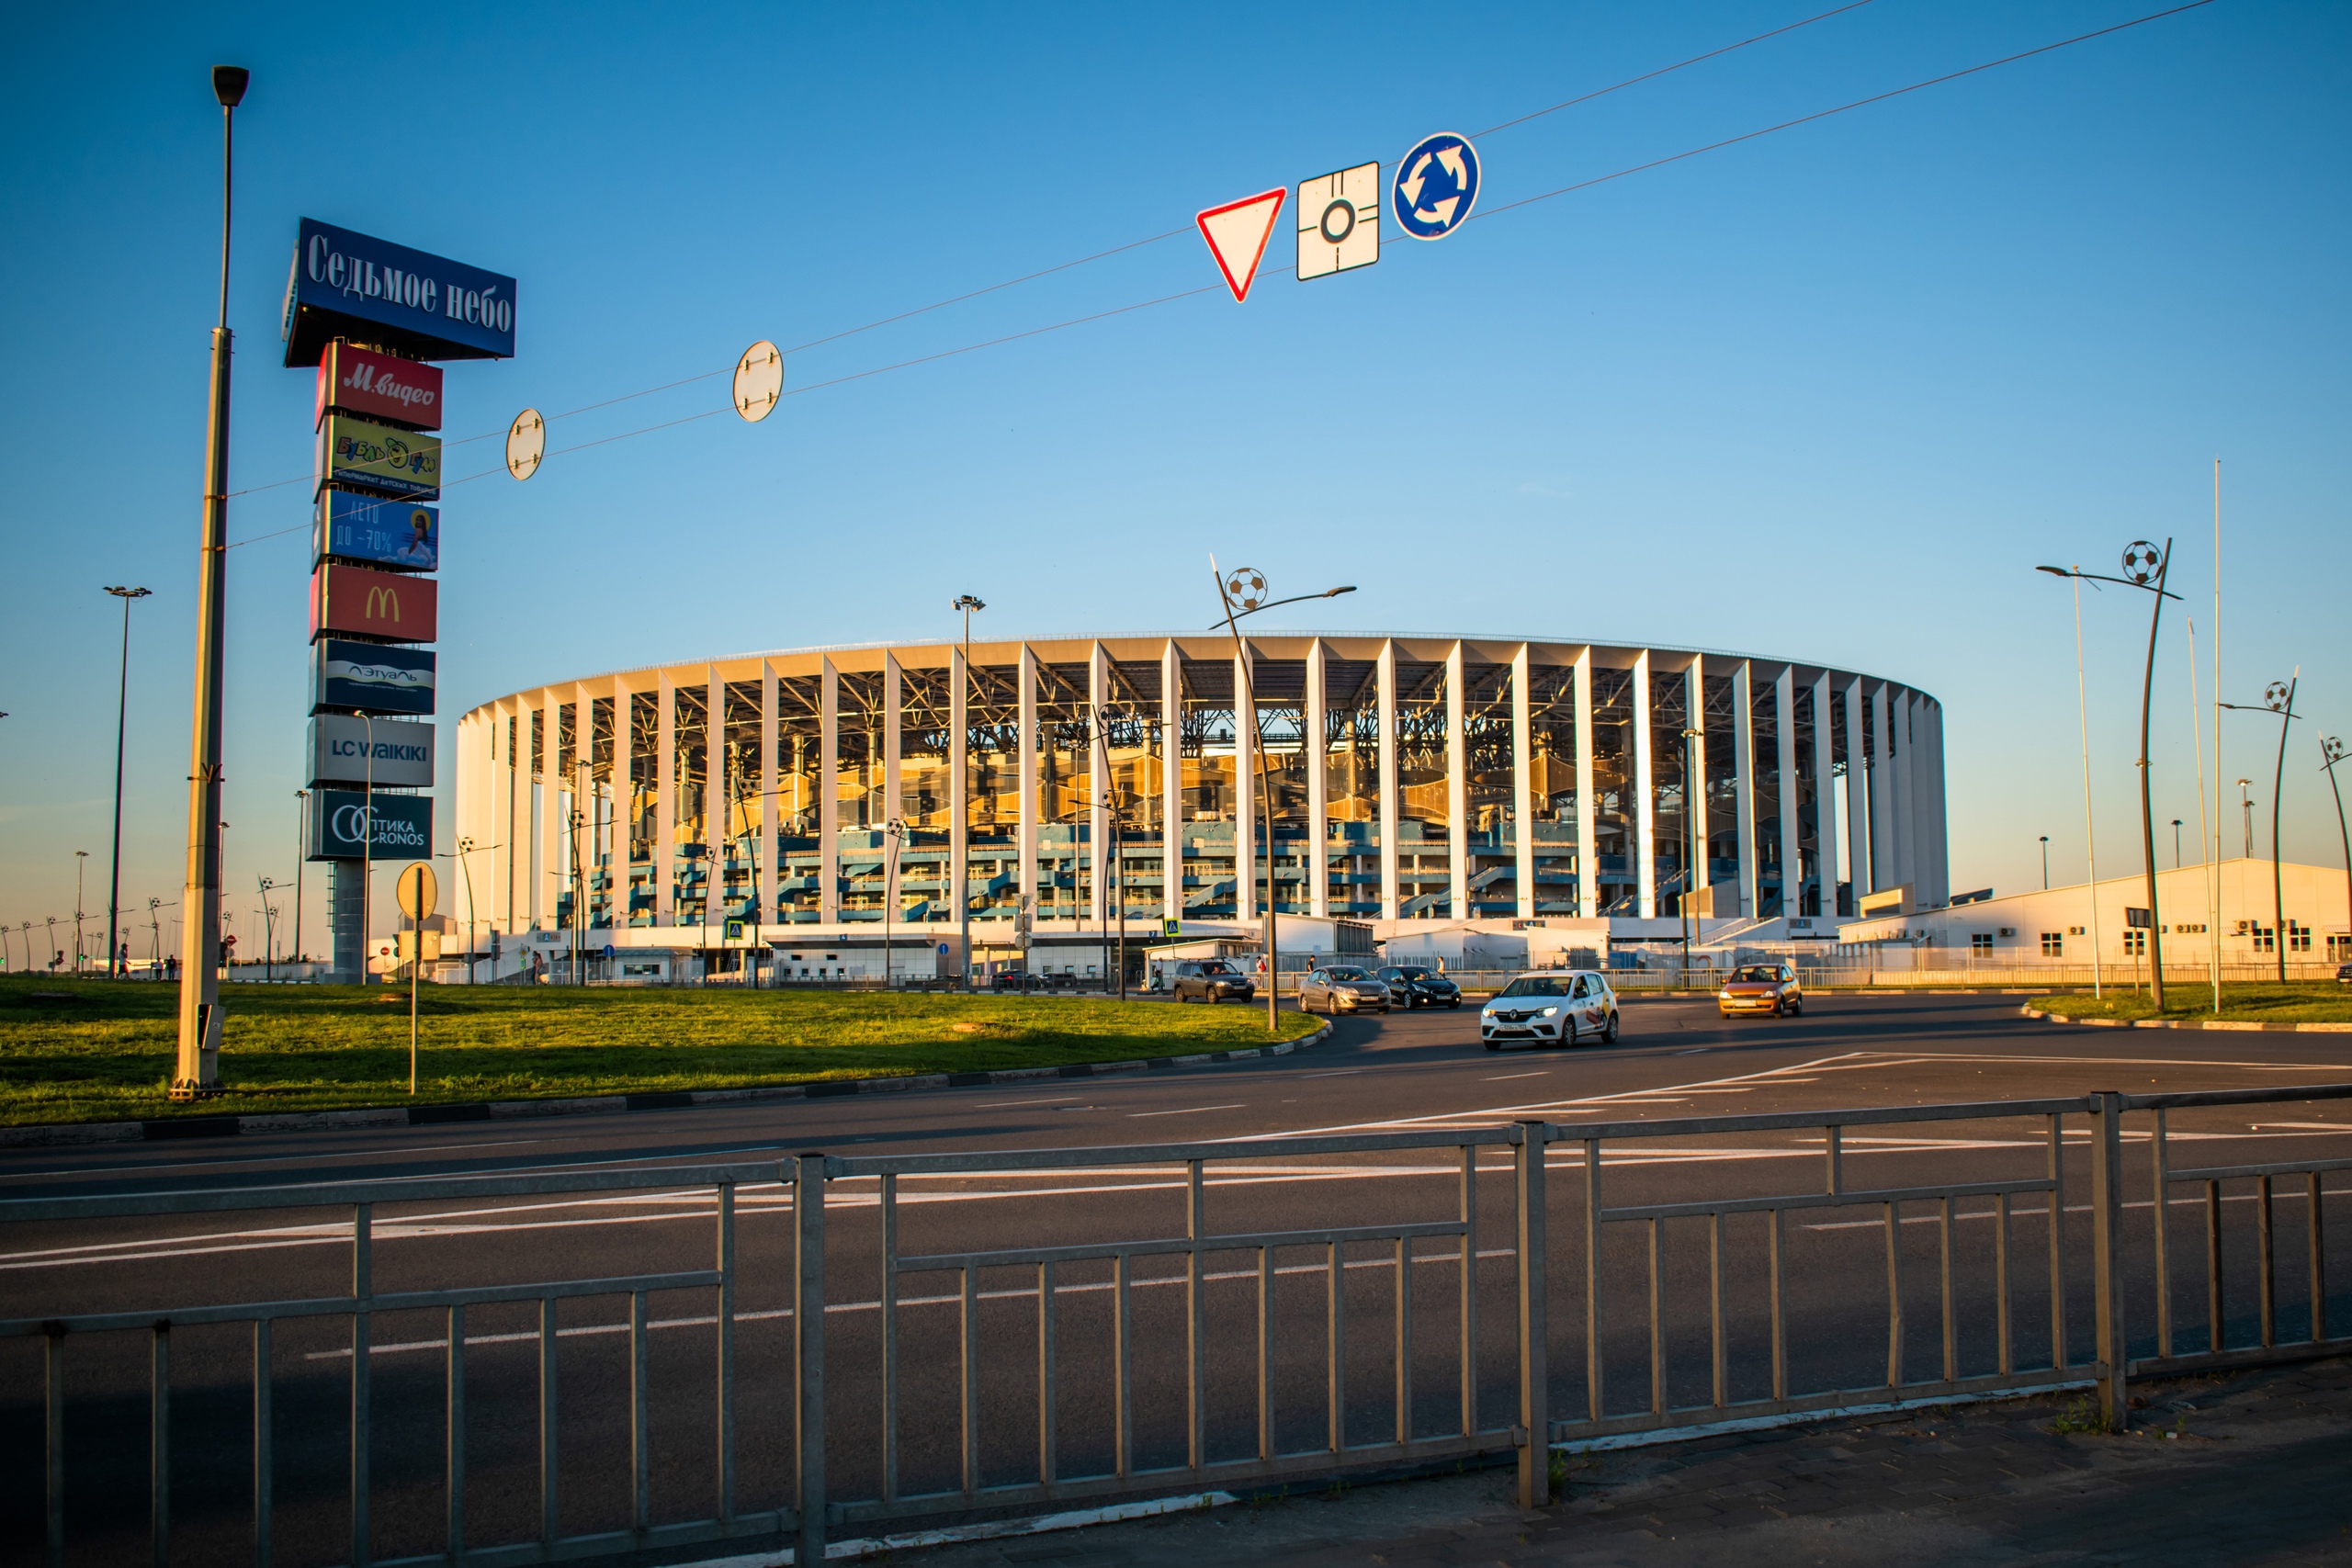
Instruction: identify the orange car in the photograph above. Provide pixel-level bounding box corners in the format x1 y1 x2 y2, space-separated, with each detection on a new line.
1718 963 1802 1018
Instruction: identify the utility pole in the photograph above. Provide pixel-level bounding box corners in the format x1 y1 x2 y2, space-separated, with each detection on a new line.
104 585 151 977
174 64 247 1098
952 594 984 989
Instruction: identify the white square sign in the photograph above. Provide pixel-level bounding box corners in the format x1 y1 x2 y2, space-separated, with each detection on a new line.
1296 162 1380 281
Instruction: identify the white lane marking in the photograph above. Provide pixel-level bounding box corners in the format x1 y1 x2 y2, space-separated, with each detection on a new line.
304 1245 1531 1359
1 1139 548 1181
1676 1049 1710 1055
975 1096 1083 1108
1127 1103 1248 1118
1299 1069 1362 1078
1806 1050 2352 1074
1484 1072 1549 1081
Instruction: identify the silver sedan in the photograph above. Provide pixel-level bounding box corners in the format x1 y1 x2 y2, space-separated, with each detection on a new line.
1298 964 1392 1015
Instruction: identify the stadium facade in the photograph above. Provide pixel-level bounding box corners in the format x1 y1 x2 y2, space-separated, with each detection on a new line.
452 634 1947 965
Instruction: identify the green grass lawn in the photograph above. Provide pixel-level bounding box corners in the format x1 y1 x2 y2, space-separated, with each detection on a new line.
2034 982 2352 1026
0 976 1321 1125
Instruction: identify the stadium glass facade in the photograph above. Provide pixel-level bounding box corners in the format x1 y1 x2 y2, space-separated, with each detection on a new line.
455 635 1947 944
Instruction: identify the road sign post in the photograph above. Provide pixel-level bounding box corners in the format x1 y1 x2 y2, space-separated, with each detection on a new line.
396 862 437 1094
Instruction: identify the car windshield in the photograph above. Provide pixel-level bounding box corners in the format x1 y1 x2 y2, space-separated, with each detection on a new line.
1731 966 1782 983
1327 966 1368 981
1497 976 1566 998
1389 967 1429 979
1197 962 1232 975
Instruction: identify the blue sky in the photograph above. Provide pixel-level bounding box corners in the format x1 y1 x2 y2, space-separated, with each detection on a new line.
2 0 2346 958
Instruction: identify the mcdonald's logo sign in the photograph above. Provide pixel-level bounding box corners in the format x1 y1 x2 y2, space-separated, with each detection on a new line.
312 561 436 644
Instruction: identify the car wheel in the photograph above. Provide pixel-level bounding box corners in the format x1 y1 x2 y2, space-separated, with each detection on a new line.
1791 999 1804 1016
1562 1020 1577 1049
1603 1011 1620 1043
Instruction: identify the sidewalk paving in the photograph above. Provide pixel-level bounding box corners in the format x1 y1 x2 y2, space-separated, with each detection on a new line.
904 1358 2352 1566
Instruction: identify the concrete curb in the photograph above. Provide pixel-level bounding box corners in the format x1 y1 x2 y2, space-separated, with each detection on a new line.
2019 1004 2352 1033
0 1022 1334 1149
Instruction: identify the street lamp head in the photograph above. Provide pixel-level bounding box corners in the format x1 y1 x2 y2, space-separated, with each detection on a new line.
2035 565 2072 578
2120 541 2164 584
104 585 153 601
1323 585 1358 599
952 594 985 614
211 65 249 107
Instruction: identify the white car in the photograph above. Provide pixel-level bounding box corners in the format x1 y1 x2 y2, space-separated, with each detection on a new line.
1480 970 1619 1050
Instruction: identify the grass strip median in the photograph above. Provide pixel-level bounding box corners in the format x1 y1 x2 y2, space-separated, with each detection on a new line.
2034 982 2352 1026
0 976 1321 1125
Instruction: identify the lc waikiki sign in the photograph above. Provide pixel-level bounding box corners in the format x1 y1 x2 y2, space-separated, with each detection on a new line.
311 562 437 643
282 220 516 366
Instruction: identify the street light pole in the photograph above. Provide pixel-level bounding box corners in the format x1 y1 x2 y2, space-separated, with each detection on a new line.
2172 819 2182 869
2239 779 2254 859
952 595 985 990
292 791 307 972
2222 681 2298 983
2322 737 2350 964
884 817 903 990
2040 835 2049 890
174 64 247 1098
103 586 150 978
74 852 89 973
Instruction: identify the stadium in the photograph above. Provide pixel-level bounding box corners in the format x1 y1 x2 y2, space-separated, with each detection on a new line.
452 634 1947 980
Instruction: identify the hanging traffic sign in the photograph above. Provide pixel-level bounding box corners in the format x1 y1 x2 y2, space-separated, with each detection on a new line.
1392 132 1480 240
1296 163 1379 280
734 341 782 422
1195 187 1286 302
505 409 544 480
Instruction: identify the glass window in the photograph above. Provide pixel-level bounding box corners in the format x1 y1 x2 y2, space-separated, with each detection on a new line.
1527 661 1579 916
1750 674 1781 918
776 675 821 922
1323 654 1380 917
1395 661 1450 918
1178 658 1238 919
1035 662 1091 926
1498 976 1566 997
1652 666 1690 916
1103 658 1165 921
1703 670 1738 910
1591 667 1634 914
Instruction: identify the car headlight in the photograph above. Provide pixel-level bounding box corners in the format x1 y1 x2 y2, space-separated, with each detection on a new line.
1541 1006 1558 1016
1719 990 1734 999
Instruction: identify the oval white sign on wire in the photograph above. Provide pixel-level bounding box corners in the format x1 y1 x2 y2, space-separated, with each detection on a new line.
505 409 545 480
734 341 784 422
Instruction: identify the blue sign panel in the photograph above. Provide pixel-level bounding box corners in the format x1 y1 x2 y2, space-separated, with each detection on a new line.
283 218 517 367
1391 132 1480 241
314 638 436 716
308 788 433 862
318 491 438 571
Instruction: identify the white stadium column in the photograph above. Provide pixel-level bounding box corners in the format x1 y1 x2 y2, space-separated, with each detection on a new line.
1774 666 1799 921
761 663 779 934
706 666 724 932
1511 643 1533 920
612 679 634 931
1575 648 1596 919
1306 638 1329 919
1843 679 1870 902
1019 644 1039 922
1870 684 1894 895
1811 671 1838 919
656 674 676 926
1089 643 1109 926
1634 649 1656 919
1161 640 1182 926
1904 693 1926 901
1733 660 1757 920
951 645 968 945
1377 640 1399 924
820 657 840 926
1686 658 1707 919
489 701 512 933
538 691 560 931
1234 645 1254 924
1925 699 1950 907
1446 641 1468 919
575 680 596 934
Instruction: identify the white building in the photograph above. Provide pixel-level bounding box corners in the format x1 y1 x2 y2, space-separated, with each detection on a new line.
1835 857 2349 972
451 633 1948 976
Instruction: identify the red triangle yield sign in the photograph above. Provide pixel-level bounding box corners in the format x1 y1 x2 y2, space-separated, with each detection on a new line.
1196 188 1286 303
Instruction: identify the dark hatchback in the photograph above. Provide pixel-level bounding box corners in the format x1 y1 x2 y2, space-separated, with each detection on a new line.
1376 965 1463 1010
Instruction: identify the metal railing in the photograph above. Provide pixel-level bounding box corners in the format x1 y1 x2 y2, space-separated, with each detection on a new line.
7 1084 2349 1563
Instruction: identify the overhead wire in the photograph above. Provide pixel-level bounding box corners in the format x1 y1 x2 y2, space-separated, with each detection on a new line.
222 0 1885 514
224 0 2217 546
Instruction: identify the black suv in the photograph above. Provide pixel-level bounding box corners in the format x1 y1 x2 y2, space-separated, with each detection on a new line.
1376 965 1463 1010
1170 959 1255 1004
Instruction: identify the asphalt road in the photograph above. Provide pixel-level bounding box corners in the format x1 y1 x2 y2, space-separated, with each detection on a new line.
6 992 2350 1568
